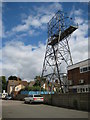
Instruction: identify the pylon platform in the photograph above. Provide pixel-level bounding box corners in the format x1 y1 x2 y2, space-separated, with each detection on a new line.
48 26 78 46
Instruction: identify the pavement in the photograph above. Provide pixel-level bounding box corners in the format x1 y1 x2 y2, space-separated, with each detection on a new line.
2 100 88 118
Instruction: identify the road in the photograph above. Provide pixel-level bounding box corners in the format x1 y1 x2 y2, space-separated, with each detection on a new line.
2 100 88 118
0 100 2 119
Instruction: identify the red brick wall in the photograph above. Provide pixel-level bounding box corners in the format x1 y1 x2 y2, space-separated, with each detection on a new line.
68 67 90 85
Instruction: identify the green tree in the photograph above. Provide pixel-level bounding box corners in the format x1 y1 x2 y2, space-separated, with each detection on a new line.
22 86 41 91
34 76 41 86
8 76 22 81
0 77 2 93
34 76 46 87
20 76 46 92
0 76 7 92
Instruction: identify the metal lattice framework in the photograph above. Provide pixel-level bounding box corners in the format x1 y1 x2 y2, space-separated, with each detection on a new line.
41 10 78 93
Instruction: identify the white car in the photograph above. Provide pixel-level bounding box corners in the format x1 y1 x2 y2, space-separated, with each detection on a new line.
2 93 8 99
24 94 44 104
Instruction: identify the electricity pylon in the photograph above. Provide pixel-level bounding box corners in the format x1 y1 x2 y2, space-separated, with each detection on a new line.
42 10 78 93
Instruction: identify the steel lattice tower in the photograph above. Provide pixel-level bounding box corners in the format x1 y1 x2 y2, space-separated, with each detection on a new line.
41 10 78 93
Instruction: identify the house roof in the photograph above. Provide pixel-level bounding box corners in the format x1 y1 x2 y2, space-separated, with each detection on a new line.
21 81 28 86
8 80 28 87
8 80 21 86
68 58 90 70
29 81 35 87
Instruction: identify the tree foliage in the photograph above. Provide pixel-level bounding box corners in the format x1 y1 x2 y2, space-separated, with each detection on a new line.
23 86 41 91
20 75 47 92
22 86 46 92
0 76 7 92
34 76 46 87
8 76 21 81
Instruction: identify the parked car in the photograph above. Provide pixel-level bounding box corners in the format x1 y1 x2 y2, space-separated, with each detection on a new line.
5 95 12 100
24 94 44 104
2 93 8 99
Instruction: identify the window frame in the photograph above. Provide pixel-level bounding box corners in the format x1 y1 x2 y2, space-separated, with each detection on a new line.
80 66 90 73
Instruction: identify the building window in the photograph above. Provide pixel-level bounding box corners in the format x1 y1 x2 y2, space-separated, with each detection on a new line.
83 67 88 72
86 88 88 92
16 87 18 90
80 88 82 92
89 88 90 92
77 89 79 92
88 66 90 71
80 66 89 73
80 68 83 73
79 79 84 84
77 88 80 93
69 80 72 85
82 88 85 92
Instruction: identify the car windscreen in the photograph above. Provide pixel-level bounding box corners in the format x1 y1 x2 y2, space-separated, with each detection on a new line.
34 95 42 97
28 95 33 97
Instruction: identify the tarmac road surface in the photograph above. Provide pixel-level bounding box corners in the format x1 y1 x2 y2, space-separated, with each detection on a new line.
2 100 88 118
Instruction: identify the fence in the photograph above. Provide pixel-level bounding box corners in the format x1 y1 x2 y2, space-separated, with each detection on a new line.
15 91 89 111
20 91 54 95
43 93 89 111
14 91 54 101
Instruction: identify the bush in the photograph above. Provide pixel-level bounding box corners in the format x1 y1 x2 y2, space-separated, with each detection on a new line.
33 86 40 91
23 86 41 91
20 85 47 92
41 87 46 91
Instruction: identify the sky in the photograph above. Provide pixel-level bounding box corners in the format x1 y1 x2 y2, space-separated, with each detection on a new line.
0 2 88 81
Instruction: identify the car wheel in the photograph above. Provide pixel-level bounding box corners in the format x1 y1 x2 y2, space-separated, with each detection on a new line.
24 101 27 104
29 100 32 104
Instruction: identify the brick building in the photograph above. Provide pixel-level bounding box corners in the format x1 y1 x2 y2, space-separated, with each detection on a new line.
7 78 21 95
28 81 35 87
67 59 90 93
7 77 28 95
